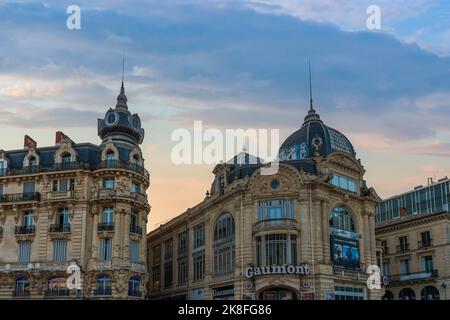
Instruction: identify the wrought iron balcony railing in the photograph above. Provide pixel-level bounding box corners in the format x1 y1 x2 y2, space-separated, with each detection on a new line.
15 225 35 235
388 270 438 284
45 289 69 297
94 160 149 180
97 222 115 232
128 290 142 298
130 224 143 236
0 160 149 180
254 218 298 231
418 239 433 249
13 290 31 297
94 288 112 296
0 192 41 203
396 243 410 253
49 224 71 233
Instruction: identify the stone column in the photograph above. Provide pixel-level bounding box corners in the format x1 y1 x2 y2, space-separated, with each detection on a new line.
91 209 98 259
314 200 323 262
113 209 122 259
369 214 377 265
123 211 130 260
321 200 330 263
362 212 371 269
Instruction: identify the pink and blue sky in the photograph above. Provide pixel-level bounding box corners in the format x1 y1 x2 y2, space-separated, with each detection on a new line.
0 0 449 230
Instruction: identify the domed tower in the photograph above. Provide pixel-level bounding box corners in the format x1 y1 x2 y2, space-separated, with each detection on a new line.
97 81 145 146
87 79 150 300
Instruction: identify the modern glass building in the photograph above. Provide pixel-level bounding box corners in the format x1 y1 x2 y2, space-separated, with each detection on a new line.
376 177 450 223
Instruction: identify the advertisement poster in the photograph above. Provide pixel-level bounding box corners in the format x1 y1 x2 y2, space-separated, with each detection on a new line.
331 236 360 270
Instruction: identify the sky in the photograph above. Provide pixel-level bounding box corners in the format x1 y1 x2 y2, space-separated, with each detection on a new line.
0 0 449 230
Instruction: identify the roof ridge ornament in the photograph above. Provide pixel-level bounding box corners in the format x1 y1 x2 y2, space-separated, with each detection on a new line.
303 59 321 124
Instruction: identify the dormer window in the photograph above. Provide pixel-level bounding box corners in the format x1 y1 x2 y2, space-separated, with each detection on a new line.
106 151 115 167
0 160 6 176
61 153 72 168
28 156 37 172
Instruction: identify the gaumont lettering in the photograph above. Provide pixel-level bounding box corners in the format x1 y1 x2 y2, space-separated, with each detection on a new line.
244 264 311 278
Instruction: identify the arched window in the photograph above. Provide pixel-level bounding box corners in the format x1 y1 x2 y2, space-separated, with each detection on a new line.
61 153 72 169
28 156 37 172
399 288 415 300
95 274 112 296
421 286 439 300
105 151 115 167
382 290 394 300
128 276 142 297
14 277 30 297
213 213 235 275
47 276 68 297
329 207 355 231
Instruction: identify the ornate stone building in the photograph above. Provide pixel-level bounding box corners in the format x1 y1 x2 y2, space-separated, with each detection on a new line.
0 81 150 299
375 178 450 300
147 104 382 300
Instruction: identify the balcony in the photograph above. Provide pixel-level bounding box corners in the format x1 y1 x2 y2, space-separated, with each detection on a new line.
130 224 143 236
15 225 35 235
0 192 41 204
98 222 115 232
94 160 149 180
94 288 112 296
0 162 91 177
388 270 438 284
254 218 297 232
45 289 70 297
396 243 410 253
47 190 75 201
49 224 71 233
98 189 116 198
13 291 30 297
418 239 433 249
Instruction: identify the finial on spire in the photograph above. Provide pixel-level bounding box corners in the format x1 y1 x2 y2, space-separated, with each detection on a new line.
309 58 313 111
303 59 320 124
116 55 128 110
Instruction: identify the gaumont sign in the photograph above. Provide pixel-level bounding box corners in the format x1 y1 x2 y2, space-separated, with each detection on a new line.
245 264 311 278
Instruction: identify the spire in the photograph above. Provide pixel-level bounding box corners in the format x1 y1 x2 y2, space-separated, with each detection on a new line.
116 55 128 110
303 59 320 123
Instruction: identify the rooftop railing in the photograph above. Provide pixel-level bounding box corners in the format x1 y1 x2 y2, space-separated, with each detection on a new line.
0 160 149 180
0 192 41 203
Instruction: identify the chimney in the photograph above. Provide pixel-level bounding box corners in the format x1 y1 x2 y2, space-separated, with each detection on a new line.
24 135 37 150
55 131 68 146
400 207 407 218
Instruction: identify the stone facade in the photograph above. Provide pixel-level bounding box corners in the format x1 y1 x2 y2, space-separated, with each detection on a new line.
147 107 383 300
0 82 150 299
376 211 450 300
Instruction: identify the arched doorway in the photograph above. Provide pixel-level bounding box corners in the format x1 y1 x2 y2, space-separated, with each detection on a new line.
399 288 415 300
421 286 439 300
259 287 297 300
382 290 394 300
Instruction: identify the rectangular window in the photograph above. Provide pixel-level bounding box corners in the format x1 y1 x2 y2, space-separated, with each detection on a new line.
103 177 115 189
23 211 33 227
19 241 31 263
131 180 140 193
178 258 188 284
330 173 357 193
60 179 68 192
131 210 139 228
193 252 205 281
382 262 389 276
23 182 35 195
420 231 431 247
178 231 188 257
193 224 205 249
164 239 173 261
164 262 173 288
399 259 409 275
99 238 112 260
399 236 408 252
422 256 433 273
258 200 295 221
0 160 6 176
0 183 4 196
57 208 70 225
103 207 114 224
130 240 140 263
152 265 161 288
53 239 68 262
